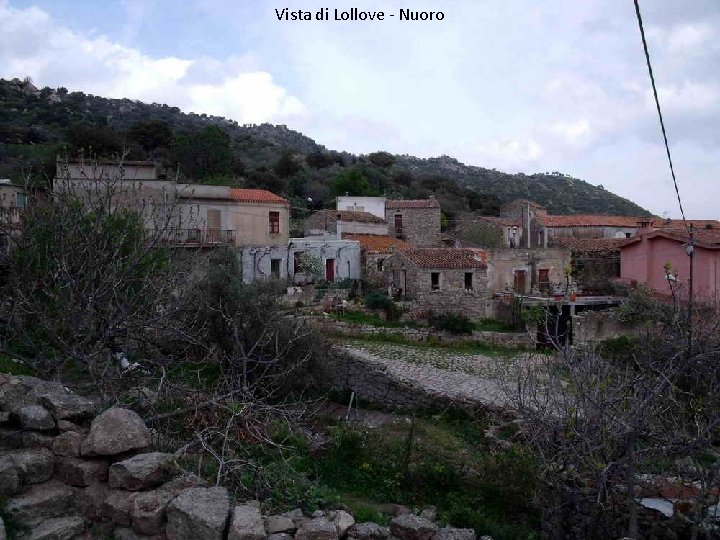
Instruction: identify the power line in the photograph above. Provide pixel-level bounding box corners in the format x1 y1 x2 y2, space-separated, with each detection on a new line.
632 0 688 230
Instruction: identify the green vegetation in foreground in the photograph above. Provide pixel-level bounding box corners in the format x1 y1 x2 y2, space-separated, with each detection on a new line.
340 332 532 358
0 353 36 376
329 310 419 328
293 409 539 540
331 310 521 334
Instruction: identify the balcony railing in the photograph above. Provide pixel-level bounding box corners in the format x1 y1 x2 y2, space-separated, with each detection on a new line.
154 228 236 247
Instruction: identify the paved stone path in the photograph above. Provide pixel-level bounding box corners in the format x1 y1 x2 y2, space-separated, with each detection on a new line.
340 341 519 409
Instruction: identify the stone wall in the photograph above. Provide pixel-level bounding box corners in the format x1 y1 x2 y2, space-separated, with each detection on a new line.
385 207 441 247
404 267 491 320
319 319 534 348
572 309 638 344
0 373 483 540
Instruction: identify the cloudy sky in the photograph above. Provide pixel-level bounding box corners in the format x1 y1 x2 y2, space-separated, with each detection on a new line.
1 0 718 217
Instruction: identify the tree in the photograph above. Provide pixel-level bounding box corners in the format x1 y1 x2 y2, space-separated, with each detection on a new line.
67 122 122 158
273 151 301 178
305 150 335 169
331 169 374 197
127 120 173 153
172 125 232 181
367 151 396 167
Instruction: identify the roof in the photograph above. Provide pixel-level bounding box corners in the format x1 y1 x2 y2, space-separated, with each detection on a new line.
620 228 720 250
342 234 412 253
540 215 645 228
63 159 156 167
386 198 440 209
462 216 521 228
551 237 625 253
314 209 387 224
658 219 720 230
230 188 288 204
400 248 488 269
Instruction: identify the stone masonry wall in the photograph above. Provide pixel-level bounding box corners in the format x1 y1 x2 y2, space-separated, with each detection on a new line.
385 207 441 247
405 267 491 320
0 373 484 540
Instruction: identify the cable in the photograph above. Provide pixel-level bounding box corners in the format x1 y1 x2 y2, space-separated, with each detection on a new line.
633 0 688 231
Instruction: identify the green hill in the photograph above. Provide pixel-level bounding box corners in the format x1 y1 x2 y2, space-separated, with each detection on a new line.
0 77 651 221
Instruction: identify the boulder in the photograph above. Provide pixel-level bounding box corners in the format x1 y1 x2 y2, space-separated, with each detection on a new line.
39 393 97 421
295 518 339 540
334 510 355 537
4 480 77 527
389 515 438 540
21 431 56 449
347 522 390 539
24 515 86 540
0 411 10 424
0 375 69 413
420 506 437 522
10 448 55 484
131 472 209 536
51 431 83 457
16 404 56 431
228 504 267 540
166 487 230 540
0 516 4 540
102 490 139 527
81 408 150 456
266 515 296 534
0 455 20 496
78 482 111 521
267 535 292 540
55 457 108 487
280 509 304 524
109 452 177 490
433 528 476 540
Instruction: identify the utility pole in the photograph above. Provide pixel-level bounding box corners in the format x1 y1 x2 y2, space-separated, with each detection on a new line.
685 223 695 356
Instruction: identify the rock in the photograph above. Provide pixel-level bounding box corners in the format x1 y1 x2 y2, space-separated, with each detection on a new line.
78 482 111 521
55 457 108 486
312 510 326 519
389 515 438 540
24 515 85 540
0 427 24 449
109 452 177 491
267 535 292 540
479 536 494 540
0 455 20 496
103 490 139 527
81 408 150 456
228 504 266 540
334 510 355 537
56 420 82 432
420 506 437 522
16 404 56 431
266 515 296 534
10 448 55 484
114 527 166 540
51 431 83 457
0 411 10 424
0 375 69 413
166 487 230 540
39 393 97 421
377 504 411 517
433 528 476 540
280 509 304 524
130 472 209 536
21 431 56 449
0 516 5 540
4 480 77 527
347 522 390 539
295 518 339 540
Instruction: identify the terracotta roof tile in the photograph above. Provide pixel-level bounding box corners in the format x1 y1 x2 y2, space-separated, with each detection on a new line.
540 215 645 228
315 209 387 224
230 188 288 204
342 234 411 253
400 248 488 269
386 198 440 209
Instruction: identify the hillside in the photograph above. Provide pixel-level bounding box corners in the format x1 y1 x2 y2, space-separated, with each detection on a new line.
0 77 652 220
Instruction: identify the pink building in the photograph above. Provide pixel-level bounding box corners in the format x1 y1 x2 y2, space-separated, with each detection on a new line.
620 228 720 301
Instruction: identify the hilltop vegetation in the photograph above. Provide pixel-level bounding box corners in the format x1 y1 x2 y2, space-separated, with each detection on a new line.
0 77 651 220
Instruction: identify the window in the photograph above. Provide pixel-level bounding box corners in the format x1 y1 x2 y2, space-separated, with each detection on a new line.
269 211 280 234
464 272 473 290
16 192 26 209
394 214 403 238
625 232 632 239
431 272 440 290
377 258 384 271
270 258 281 278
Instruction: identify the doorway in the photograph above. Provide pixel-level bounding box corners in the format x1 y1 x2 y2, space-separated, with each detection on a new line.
325 258 335 281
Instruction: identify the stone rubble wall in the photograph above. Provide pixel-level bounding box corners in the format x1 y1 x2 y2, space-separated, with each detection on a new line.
318 320 534 349
0 373 489 540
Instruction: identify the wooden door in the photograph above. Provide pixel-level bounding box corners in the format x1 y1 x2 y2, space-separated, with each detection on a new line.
325 258 335 282
513 270 526 293
207 209 221 243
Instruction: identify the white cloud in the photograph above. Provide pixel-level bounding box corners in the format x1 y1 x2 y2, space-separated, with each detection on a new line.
550 119 591 145
0 1 304 124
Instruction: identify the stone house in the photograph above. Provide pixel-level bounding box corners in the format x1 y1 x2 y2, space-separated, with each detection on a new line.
620 227 720 301
341 233 412 288
0 181 26 257
486 248 571 295
551 238 624 294
385 198 441 247
539 214 645 245
388 247 490 319
304 209 388 237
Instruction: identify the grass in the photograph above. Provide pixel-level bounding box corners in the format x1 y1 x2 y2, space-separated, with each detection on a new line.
330 310 418 329
0 353 35 376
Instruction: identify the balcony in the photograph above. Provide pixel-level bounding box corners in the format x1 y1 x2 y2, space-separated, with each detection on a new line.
154 228 236 247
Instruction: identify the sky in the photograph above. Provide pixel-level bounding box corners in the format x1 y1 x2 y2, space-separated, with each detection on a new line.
1 0 718 218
